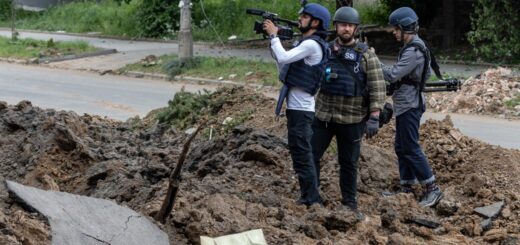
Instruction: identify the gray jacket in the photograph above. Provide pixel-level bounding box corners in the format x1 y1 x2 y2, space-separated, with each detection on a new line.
381 35 431 116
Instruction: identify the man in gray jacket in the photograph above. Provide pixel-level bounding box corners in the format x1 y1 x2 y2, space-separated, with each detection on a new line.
381 7 443 207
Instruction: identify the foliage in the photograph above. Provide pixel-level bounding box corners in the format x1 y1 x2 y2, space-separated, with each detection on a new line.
156 89 213 129
378 0 439 27
0 0 10 21
191 0 335 41
163 57 203 77
134 0 179 38
467 0 520 64
356 2 389 26
13 0 140 37
505 94 520 108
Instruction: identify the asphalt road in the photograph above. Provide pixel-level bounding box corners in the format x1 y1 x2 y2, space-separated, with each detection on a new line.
0 29 492 77
0 63 212 120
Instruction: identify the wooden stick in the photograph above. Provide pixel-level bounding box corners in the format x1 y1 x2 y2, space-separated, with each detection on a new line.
154 122 205 223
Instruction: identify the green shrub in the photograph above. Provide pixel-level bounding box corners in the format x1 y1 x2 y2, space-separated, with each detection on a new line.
157 89 213 129
467 0 520 64
191 0 335 41
0 0 10 21
356 2 389 25
15 0 140 37
135 0 179 38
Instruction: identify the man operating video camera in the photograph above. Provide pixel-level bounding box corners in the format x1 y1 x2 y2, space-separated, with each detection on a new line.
264 3 330 207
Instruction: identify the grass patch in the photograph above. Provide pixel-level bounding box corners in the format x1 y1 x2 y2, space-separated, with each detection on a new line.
0 36 97 59
505 94 520 108
120 55 279 86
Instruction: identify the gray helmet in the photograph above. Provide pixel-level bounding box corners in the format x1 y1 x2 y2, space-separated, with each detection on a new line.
333 7 360 25
388 7 418 33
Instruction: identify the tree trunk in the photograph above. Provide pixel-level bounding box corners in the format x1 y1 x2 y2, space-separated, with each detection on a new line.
336 0 353 9
179 0 193 61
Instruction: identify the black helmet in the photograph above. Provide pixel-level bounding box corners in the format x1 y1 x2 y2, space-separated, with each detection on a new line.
388 7 418 33
333 7 360 25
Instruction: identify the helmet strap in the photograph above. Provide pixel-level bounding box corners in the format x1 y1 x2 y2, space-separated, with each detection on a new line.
299 17 314 33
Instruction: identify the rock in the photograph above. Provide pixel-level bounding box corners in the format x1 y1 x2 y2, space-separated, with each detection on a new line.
408 217 440 229
245 71 254 76
222 117 233 125
16 100 32 111
481 218 492 231
436 198 459 216
218 76 224 80
240 144 280 166
323 211 359 232
229 74 238 79
474 201 504 219
301 223 329 240
0 101 7 111
502 236 519 245
54 123 81 151
515 105 520 110
463 174 485 196
185 127 197 135
6 181 169 245
501 206 511 218
476 188 493 198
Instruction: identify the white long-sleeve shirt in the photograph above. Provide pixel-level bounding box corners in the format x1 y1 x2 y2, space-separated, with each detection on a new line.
270 37 323 112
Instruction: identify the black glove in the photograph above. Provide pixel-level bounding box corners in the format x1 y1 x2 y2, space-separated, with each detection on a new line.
365 115 379 139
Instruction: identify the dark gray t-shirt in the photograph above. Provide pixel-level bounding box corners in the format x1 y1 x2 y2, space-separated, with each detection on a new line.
381 35 431 116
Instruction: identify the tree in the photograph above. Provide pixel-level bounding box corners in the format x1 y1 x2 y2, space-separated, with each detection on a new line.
467 0 520 63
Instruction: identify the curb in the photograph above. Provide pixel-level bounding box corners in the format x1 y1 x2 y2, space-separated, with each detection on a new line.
37 49 117 64
124 71 272 90
0 28 214 46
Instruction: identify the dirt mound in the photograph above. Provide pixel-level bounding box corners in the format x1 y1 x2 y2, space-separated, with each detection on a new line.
1 87 520 244
428 67 520 118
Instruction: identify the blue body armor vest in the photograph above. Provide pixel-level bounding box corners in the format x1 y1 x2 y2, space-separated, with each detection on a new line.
321 41 368 97
278 35 328 95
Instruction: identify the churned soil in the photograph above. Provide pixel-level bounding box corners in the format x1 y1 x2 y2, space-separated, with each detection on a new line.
1 87 519 244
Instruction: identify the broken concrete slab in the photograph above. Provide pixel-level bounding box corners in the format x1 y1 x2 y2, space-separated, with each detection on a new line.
481 218 492 231
408 217 441 229
474 201 504 219
6 180 168 245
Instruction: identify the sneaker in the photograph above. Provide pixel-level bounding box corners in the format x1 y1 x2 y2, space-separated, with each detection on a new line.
340 205 366 221
382 186 413 197
419 187 443 207
295 198 323 207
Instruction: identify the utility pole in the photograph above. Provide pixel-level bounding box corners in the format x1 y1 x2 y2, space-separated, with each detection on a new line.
11 0 17 41
179 0 193 61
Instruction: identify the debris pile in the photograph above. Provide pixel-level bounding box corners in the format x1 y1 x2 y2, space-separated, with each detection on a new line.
428 67 520 118
1 87 520 244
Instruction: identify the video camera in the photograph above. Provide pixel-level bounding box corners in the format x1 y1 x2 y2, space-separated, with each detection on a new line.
245 9 299 40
